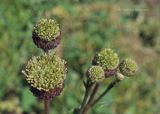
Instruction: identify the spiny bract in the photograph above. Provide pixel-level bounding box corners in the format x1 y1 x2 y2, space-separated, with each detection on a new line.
25 53 67 91
88 65 105 82
33 19 60 41
96 48 119 70
119 58 138 76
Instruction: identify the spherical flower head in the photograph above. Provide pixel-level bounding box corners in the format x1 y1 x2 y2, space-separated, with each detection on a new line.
23 53 67 100
119 58 138 76
32 19 61 50
93 48 119 70
33 19 60 41
25 53 67 91
88 66 105 83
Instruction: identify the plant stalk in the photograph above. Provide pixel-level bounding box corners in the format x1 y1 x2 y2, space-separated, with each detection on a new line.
78 80 93 114
82 84 99 114
44 100 50 114
91 79 120 107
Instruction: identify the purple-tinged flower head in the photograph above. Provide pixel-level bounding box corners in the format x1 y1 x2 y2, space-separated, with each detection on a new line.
32 19 60 51
92 48 119 77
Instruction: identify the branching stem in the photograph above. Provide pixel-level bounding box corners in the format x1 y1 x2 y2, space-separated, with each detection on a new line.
82 84 99 114
78 80 93 114
91 79 120 107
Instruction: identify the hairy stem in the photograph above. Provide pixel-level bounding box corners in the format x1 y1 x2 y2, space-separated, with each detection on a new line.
44 100 50 114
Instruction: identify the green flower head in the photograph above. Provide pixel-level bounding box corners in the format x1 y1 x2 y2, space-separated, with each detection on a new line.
24 53 67 91
119 58 138 76
95 48 119 70
33 19 60 41
88 66 105 83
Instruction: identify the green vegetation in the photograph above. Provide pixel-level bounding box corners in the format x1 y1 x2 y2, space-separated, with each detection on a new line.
0 0 160 114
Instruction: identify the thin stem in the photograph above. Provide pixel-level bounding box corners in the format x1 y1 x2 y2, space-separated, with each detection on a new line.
80 89 89 109
82 84 99 114
87 84 99 105
91 79 120 107
79 80 93 114
44 100 50 114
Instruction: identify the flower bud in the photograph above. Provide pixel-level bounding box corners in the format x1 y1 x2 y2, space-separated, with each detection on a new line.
92 48 119 77
116 73 125 81
32 19 60 51
119 58 138 76
88 66 105 83
23 53 67 100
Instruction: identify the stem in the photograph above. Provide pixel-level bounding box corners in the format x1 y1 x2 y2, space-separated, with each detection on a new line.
44 100 50 114
91 79 120 107
82 84 99 114
78 80 93 114
80 89 89 109
87 84 99 105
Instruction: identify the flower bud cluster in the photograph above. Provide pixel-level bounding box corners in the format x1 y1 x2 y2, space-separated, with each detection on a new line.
88 48 138 82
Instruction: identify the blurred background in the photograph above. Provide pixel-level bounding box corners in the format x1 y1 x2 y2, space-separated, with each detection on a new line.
0 0 160 114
